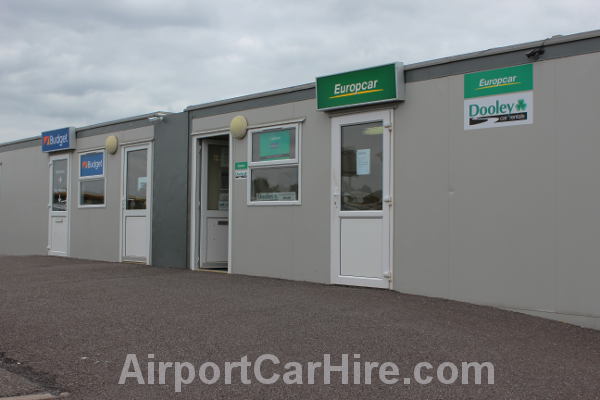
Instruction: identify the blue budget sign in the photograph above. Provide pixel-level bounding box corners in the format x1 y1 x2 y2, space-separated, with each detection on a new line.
41 127 76 152
80 152 104 177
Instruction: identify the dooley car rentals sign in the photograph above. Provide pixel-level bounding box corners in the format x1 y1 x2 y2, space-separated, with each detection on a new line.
464 64 533 130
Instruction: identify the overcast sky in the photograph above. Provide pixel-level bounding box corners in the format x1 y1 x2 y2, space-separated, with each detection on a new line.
0 0 598 142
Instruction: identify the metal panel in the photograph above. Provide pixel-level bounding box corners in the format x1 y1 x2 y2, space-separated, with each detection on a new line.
0 146 49 255
151 112 189 268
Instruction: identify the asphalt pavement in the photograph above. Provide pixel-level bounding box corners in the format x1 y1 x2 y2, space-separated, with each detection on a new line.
1 255 599 399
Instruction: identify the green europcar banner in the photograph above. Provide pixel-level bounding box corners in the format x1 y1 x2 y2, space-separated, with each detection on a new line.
464 64 533 99
464 64 534 130
316 63 404 110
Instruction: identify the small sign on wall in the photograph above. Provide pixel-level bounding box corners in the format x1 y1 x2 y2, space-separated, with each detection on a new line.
234 161 248 179
464 64 533 130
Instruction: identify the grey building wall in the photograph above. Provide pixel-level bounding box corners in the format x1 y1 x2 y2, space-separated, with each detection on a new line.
70 125 154 262
152 112 189 268
190 100 331 282
392 52 600 329
0 145 49 255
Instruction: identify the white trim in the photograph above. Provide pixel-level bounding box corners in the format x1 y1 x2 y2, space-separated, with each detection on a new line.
120 138 155 146
227 133 233 274
78 150 106 208
388 111 395 289
76 145 105 154
330 109 393 289
246 122 302 206
191 130 231 139
120 142 153 264
48 153 71 257
189 137 198 269
189 133 232 272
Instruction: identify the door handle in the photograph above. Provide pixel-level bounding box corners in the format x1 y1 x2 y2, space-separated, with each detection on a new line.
333 192 340 207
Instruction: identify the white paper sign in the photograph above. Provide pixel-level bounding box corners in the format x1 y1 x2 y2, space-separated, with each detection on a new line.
356 149 371 175
137 176 147 191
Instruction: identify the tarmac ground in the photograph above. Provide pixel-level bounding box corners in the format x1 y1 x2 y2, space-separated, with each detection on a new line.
1 255 599 399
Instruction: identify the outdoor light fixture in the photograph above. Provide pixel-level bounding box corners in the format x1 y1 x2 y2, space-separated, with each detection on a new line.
105 135 118 154
526 47 545 60
148 112 168 124
230 115 248 139
148 116 164 123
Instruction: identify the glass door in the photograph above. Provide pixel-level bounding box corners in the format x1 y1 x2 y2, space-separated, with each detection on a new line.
121 144 151 263
330 110 392 288
199 139 229 269
48 156 70 256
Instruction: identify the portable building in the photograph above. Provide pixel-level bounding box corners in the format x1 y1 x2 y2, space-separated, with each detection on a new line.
1 30 600 329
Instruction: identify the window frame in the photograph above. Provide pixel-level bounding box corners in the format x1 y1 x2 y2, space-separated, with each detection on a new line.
247 122 301 206
78 149 106 208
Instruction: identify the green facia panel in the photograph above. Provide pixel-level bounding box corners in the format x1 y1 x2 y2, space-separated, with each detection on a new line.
316 63 404 110
464 64 533 98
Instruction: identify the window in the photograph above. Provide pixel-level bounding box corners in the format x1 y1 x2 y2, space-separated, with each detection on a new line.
248 124 300 205
79 151 105 207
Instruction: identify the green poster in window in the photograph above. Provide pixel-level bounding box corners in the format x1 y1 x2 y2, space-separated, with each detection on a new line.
259 130 292 161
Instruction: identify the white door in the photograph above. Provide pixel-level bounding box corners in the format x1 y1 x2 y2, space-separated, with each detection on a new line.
121 144 152 263
199 139 229 268
331 110 393 288
48 155 70 256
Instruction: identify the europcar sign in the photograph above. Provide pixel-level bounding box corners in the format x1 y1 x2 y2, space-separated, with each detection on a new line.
316 63 405 111
464 64 533 130
41 127 76 152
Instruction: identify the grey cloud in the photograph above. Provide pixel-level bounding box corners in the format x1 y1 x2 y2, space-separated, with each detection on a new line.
1 0 599 142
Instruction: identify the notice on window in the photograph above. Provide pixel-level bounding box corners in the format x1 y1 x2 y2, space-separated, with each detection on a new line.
137 177 147 191
259 130 292 161
256 192 296 201
356 149 370 175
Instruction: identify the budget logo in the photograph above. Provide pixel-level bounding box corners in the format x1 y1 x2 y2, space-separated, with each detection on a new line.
80 153 104 177
41 127 75 152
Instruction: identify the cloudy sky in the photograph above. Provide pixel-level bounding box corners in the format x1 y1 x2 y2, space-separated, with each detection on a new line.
1 0 598 142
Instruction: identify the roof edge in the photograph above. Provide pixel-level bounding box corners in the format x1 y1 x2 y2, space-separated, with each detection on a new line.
75 111 171 133
185 28 600 113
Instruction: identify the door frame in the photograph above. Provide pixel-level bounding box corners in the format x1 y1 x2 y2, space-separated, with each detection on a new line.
189 132 232 272
48 153 71 256
119 142 153 264
330 109 394 288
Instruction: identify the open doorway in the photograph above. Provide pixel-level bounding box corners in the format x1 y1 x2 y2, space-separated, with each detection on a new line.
193 134 230 271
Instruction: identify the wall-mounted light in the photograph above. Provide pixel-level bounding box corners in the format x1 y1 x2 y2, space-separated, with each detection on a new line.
148 116 164 123
105 135 118 154
148 112 168 124
230 115 248 139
